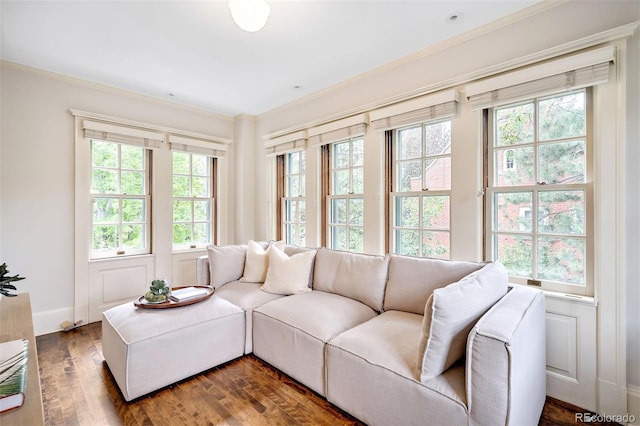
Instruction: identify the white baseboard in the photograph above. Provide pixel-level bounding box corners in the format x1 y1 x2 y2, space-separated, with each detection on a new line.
629 386 640 425
33 307 75 336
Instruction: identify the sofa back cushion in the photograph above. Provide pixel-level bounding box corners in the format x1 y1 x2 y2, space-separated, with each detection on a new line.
313 248 389 312
207 244 247 289
417 261 508 382
385 254 485 314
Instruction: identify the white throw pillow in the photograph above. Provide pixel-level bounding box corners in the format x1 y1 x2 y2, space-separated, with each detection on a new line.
240 240 285 283
417 261 508 382
261 247 316 295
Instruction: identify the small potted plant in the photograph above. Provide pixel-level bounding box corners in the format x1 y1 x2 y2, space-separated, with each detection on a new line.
0 263 25 297
144 279 171 303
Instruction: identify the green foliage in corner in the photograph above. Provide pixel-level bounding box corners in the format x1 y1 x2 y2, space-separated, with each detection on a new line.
0 263 25 297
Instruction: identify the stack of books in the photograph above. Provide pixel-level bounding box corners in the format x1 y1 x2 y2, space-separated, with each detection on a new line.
169 287 209 303
0 339 28 415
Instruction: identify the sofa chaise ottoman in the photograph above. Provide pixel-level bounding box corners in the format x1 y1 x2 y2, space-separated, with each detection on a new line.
102 295 244 401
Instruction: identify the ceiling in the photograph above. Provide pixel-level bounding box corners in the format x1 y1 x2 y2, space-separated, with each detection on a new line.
0 0 538 117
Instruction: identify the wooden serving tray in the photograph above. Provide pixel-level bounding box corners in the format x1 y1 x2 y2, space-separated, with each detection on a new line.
133 285 214 309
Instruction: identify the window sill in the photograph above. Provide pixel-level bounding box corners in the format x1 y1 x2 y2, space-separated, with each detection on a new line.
89 253 154 263
509 282 596 307
542 289 597 307
172 247 208 255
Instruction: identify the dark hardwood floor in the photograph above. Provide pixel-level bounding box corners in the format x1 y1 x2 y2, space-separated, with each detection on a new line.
36 322 618 425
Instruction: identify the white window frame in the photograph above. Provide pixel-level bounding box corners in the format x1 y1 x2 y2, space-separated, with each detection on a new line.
90 139 151 259
327 136 364 252
282 150 306 246
391 119 452 259
485 88 594 296
171 152 215 250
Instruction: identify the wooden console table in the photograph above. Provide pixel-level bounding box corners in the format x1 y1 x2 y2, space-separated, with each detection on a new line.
0 293 44 425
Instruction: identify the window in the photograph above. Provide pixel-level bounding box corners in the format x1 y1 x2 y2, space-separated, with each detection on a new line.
281 151 306 246
504 149 516 170
91 140 150 258
172 152 215 249
391 119 451 259
327 137 364 252
487 89 592 291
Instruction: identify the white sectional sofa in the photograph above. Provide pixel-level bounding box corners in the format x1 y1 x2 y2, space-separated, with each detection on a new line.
192 242 547 426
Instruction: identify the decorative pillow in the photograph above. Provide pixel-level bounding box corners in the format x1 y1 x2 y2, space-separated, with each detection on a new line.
206 244 247 289
261 248 316 295
240 240 285 283
417 261 508 382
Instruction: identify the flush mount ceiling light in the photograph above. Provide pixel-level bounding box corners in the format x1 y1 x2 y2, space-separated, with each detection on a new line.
228 0 271 32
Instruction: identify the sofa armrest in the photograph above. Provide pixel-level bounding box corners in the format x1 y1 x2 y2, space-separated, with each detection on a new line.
196 255 210 286
466 285 546 426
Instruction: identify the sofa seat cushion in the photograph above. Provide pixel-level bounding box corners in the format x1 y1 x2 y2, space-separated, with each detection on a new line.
329 310 421 379
252 290 377 395
214 280 285 353
215 280 284 311
255 290 377 342
326 311 466 425
328 311 466 405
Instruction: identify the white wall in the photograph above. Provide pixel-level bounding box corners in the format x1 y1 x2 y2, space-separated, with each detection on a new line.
0 62 233 333
626 17 640 423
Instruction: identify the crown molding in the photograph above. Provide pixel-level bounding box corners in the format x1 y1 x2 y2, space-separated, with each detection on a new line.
1 60 233 122
261 20 640 139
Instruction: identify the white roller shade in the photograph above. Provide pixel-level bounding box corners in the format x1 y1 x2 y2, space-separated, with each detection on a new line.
265 130 307 157
83 120 164 148
370 89 459 132
308 114 368 147
169 135 227 158
466 46 615 110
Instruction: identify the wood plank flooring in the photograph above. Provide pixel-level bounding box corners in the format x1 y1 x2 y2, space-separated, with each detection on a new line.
36 322 619 425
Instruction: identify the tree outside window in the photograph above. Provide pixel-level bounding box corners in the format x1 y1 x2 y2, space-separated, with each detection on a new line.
282 151 306 246
392 120 451 259
328 137 364 252
172 152 214 249
91 140 149 257
489 89 590 287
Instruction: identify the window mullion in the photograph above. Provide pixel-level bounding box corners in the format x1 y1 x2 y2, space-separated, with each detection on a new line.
345 196 351 248
422 124 427 192
116 144 122 194
532 187 538 280
190 199 196 244
117 207 123 252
